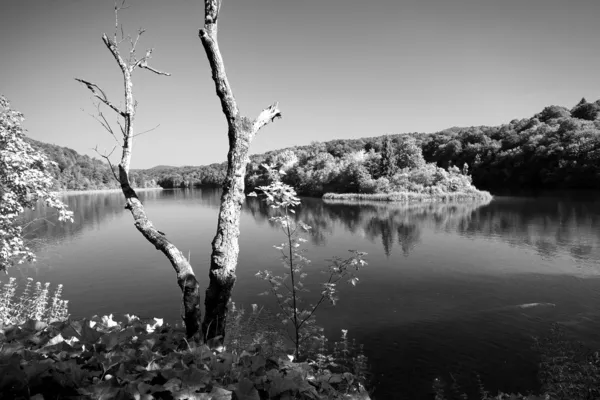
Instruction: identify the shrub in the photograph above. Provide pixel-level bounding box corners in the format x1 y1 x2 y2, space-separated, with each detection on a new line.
252 173 367 360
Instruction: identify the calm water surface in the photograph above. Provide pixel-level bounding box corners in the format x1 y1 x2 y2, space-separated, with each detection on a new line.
7 189 600 399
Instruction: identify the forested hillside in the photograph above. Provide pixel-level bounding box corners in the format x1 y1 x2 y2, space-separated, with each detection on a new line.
30 98 600 193
151 97 600 193
26 139 158 191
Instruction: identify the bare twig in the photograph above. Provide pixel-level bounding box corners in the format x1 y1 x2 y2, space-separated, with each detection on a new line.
116 120 126 137
140 62 171 76
114 0 129 44
132 49 172 76
75 78 125 117
87 103 121 145
130 28 146 62
92 145 119 182
132 124 161 138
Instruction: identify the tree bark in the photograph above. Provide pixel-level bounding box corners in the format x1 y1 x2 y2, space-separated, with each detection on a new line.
200 0 281 342
77 24 203 338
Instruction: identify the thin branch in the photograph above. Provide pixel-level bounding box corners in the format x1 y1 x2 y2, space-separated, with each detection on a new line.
113 0 129 44
131 48 171 76
116 120 126 137
130 28 146 62
92 145 120 182
132 124 161 138
297 272 336 330
140 62 172 76
88 103 121 146
75 78 125 117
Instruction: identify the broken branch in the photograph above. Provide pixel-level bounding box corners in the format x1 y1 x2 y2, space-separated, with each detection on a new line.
253 102 282 134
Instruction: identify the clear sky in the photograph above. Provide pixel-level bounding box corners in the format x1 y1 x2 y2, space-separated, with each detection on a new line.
1 0 599 168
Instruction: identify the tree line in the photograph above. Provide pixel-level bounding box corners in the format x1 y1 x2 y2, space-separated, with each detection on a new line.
27 139 159 191
30 98 600 194
122 97 600 193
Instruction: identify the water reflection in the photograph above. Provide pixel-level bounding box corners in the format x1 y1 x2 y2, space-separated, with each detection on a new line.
456 196 600 266
243 193 600 270
318 200 489 257
24 190 600 270
21 190 166 249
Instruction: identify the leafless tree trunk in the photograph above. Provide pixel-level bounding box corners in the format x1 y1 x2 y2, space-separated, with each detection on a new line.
199 0 281 341
77 3 203 338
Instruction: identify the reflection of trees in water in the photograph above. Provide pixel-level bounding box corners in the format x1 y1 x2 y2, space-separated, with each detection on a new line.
320 200 489 257
456 196 600 263
243 197 333 244
242 194 490 257
21 190 166 248
161 188 222 207
26 188 600 266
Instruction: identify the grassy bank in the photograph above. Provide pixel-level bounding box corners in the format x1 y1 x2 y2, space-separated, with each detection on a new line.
322 189 493 203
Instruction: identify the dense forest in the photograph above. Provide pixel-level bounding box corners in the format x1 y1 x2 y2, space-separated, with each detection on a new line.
30 97 600 193
149 97 600 193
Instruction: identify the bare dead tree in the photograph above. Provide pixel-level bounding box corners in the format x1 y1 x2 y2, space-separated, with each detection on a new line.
77 2 203 338
199 0 282 341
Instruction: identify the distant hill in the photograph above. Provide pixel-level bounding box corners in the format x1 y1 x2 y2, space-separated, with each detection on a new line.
31 97 600 193
145 165 177 172
27 139 158 191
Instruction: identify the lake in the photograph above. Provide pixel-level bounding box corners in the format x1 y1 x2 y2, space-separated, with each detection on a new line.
6 188 600 399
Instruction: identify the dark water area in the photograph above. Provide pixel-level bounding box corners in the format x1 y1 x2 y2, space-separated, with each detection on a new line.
5 189 600 399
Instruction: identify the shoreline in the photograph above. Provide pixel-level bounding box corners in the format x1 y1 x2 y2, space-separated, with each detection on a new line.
322 190 493 203
54 187 164 196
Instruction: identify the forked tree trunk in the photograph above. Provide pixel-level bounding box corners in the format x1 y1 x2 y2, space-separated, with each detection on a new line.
200 0 281 341
77 18 203 338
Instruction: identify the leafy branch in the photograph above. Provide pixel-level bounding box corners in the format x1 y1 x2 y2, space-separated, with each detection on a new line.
252 165 367 359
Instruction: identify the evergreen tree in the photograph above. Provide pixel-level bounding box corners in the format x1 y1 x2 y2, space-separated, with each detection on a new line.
379 135 398 178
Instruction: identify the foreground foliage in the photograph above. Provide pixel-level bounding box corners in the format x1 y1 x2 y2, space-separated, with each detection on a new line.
0 314 370 399
0 96 73 272
533 324 600 399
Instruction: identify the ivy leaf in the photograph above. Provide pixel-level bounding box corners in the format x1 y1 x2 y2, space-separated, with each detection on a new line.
234 377 260 400
82 376 121 400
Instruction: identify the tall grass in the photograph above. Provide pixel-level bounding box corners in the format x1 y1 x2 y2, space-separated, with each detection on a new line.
0 277 69 326
223 302 287 357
